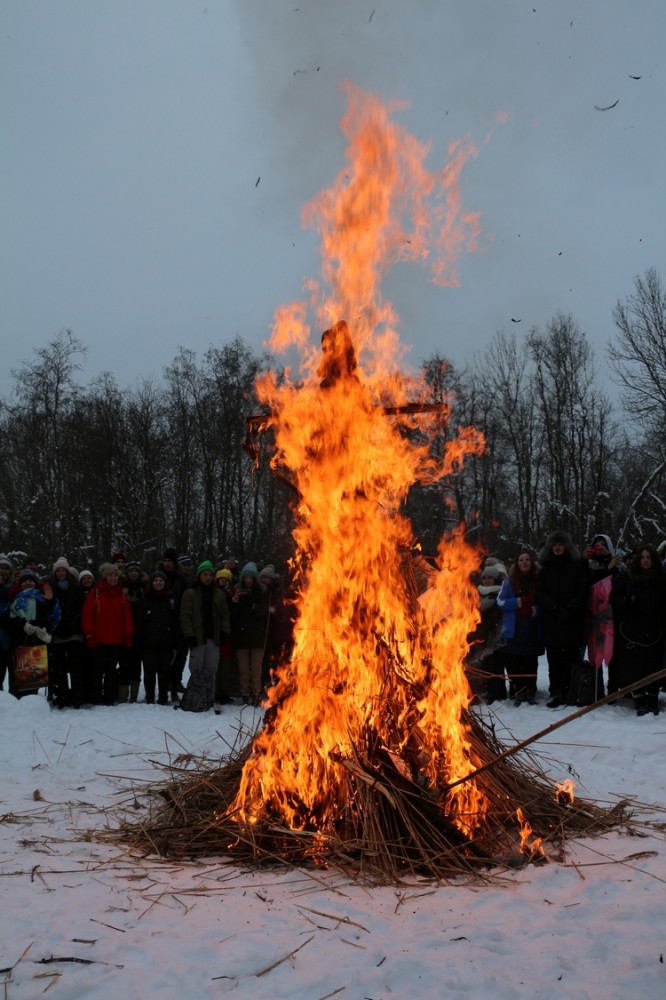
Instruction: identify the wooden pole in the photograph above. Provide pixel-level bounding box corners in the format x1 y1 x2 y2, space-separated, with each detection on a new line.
449 666 666 792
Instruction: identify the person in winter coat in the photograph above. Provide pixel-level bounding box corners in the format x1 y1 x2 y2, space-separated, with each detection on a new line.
214 568 237 707
9 568 60 698
467 564 506 702
178 560 231 712
0 556 14 690
77 570 96 701
118 561 148 703
536 530 589 708
232 561 269 704
497 550 543 705
610 543 666 716
48 556 86 708
158 547 189 698
139 570 177 705
81 563 134 705
258 564 297 688
258 564 284 689
109 551 128 580
583 533 621 695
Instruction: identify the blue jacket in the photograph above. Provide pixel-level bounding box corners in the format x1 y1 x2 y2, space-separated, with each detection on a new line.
497 576 543 655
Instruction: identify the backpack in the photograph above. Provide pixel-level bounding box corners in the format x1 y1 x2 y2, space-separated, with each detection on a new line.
567 661 603 707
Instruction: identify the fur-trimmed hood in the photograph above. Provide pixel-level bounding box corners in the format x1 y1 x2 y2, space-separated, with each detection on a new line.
539 530 581 563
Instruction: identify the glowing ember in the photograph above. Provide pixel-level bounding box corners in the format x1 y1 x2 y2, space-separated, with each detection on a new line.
556 780 576 805
227 84 490 845
516 808 545 860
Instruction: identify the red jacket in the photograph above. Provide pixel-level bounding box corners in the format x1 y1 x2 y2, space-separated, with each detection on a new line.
81 580 134 648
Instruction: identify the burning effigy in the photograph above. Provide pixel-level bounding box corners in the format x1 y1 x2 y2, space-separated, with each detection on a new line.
112 85 628 881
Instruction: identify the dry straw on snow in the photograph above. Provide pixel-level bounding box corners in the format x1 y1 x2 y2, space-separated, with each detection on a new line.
103 692 643 886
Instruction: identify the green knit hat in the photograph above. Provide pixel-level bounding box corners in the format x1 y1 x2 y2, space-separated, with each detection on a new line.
197 559 215 576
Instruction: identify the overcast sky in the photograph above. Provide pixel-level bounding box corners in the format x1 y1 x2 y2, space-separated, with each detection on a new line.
2 0 665 396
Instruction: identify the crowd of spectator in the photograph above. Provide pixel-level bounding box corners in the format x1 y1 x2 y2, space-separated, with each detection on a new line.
2 532 665 717
0 547 294 714
468 533 666 716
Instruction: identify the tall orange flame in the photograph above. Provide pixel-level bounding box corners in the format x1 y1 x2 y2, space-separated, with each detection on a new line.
230 84 495 843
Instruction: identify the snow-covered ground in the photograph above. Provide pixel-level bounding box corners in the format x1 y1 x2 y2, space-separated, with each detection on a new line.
1 660 665 999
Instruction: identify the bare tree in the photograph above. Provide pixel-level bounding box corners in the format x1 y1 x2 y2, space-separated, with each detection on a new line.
609 268 666 436
9 330 86 555
479 332 544 543
527 315 618 540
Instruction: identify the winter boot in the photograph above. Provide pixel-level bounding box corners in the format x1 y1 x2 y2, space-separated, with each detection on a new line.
129 681 140 703
117 684 130 704
638 694 660 716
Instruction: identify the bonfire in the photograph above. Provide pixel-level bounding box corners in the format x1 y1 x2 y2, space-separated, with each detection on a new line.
114 85 630 882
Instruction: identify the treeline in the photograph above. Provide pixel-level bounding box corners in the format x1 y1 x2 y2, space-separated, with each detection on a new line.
0 335 294 569
1 269 664 569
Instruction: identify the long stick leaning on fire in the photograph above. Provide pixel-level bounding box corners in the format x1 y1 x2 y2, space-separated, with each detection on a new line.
449 666 666 792
242 319 450 496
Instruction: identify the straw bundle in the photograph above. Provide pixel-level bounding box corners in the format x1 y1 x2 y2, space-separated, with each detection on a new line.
108 707 631 884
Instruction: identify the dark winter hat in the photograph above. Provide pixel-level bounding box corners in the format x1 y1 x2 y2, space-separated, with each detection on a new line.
19 568 38 585
126 560 142 572
197 559 215 576
151 569 167 582
110 551 127 564
162 547 178 563
177 554 193 566
258 564 278 581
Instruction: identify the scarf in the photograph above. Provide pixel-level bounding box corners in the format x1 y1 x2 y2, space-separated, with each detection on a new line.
11 587 62 633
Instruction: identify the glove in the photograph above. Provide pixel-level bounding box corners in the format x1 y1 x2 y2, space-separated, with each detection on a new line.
187 636 197 648
23 622 52 644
